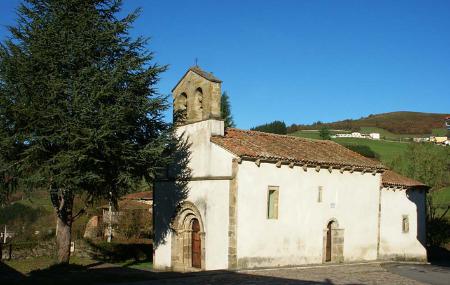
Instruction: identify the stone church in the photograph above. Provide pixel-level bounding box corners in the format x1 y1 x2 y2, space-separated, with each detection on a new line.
153 66 428 271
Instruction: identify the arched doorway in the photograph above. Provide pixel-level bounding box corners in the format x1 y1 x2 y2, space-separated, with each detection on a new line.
171 202 205 271
323 219 344 263
325 221 335 262
191 219 201 268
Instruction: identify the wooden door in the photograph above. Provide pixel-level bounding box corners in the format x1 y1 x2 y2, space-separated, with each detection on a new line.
326 222 332 262
191 219 201 268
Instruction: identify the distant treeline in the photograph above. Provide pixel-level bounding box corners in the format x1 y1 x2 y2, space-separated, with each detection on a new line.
286 112 449 135
251 120 287 135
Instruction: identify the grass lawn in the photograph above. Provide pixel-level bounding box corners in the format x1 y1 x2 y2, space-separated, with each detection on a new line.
3 256 97 274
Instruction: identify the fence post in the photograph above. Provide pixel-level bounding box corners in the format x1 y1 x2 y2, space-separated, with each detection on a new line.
8 243 12 260
0 242 3 260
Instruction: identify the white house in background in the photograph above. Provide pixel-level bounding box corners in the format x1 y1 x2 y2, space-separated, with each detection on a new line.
334 132 380 140
369 133 381 140
153 66 428 271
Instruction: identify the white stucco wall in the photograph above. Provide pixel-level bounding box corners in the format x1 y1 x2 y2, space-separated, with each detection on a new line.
154 120 235 270
379 187 427 260
236 161 382 268
176 119 232 177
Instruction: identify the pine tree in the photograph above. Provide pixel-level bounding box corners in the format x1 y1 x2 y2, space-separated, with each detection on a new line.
221 91 236 128
319 126 331 140
0 0 171 263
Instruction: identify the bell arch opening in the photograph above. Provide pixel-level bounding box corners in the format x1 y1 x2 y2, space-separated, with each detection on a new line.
194 87 203 120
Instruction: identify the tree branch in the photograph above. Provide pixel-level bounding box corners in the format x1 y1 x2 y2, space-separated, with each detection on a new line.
71 208 86 222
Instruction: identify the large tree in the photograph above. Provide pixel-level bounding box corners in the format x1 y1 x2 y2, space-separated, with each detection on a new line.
0 0 171 263
220 91 235 128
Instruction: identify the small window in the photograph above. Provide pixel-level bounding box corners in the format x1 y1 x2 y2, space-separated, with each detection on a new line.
402 215 409 233
267 186 279 219
318 186 323 203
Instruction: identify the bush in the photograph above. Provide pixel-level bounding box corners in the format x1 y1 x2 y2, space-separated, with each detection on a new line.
342 144 380 159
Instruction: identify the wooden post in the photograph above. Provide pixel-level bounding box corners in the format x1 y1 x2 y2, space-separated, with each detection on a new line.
0 242 3 261
8 243 12 260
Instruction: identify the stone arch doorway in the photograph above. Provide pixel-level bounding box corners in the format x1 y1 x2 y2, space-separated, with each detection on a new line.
171 202 205 271
323 219 344 263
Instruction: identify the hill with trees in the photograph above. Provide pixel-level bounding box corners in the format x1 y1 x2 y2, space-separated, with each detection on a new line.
288 111 449 135
251 120 287 134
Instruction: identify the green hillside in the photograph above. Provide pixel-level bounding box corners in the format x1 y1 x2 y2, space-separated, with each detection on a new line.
288 111 449 135
291 131 409 166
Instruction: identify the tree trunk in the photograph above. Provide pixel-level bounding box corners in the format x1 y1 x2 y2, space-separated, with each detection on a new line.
56 212 72 264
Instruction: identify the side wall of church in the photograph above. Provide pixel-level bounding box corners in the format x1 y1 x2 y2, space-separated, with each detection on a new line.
379 187 427 261
235 160 382 268
154 120 234 270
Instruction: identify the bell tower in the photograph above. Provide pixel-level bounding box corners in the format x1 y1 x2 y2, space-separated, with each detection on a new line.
172 66 222 124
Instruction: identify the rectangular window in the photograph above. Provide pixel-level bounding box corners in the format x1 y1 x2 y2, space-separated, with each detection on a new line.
267 186 279 219
318 186 323 203
402 215 409 233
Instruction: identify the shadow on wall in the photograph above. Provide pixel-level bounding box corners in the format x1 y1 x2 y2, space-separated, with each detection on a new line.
406 188 427 248
153 119 192 247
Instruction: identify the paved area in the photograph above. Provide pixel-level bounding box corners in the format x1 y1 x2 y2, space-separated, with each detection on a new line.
383 263 450 285
118 263 429 285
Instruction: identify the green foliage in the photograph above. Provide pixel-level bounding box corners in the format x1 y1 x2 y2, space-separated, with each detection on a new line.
319 126 331 140
432 128 448 136
116 209 152 239
388 143 450 247
251 120 287 135
340 144 380 159
0 0 171 206
220 91 235 128
389 143 449 189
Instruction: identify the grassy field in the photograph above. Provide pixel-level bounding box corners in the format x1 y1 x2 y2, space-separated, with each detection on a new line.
291 131 410 166
291 130 351 140
359 127 421 140
332 137 410 165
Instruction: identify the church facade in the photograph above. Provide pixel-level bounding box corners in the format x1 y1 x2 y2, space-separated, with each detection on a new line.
153 67 428 271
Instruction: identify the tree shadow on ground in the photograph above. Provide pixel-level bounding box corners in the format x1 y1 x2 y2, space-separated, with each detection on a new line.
0 261 26 284
84 239 153 263
427 246 450 267
1 262 342 285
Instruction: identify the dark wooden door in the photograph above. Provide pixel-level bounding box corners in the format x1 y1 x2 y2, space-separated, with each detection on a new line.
326 222 332 262
191 219 201 268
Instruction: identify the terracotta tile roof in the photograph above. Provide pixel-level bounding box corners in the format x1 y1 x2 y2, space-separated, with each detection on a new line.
382 170 428 188
211 128 385 170
123 191 153 200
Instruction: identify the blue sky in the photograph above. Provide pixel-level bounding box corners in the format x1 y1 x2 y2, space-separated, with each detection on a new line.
1 0 449 129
